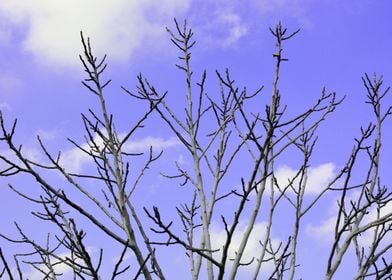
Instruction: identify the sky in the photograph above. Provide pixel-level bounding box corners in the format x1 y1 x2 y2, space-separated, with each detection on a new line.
0 0 391 279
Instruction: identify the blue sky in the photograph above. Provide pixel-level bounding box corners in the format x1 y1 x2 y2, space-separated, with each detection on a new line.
0 0 391 279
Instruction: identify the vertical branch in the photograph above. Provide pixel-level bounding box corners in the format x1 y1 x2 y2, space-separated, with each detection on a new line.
229 23 300 280
79 32 154 280
166 19 216 279
286 125 315 280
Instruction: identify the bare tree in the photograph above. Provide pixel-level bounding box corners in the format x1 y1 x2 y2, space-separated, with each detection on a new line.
0 32 164 280
0 20 391 279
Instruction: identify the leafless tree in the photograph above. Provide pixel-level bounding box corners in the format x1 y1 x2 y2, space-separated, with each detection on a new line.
0 20 391 279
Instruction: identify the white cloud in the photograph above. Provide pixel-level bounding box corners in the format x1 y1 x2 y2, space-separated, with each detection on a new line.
274 162 336 195
60 135 179 173
60 143 91 174
214 13 248 48
210 221 279 276
122 136 179 153
25 262 72 280
0 0 315 67
1 131 179 174
191 8 248 49
306 190 392 248
306 215 337 241
304 163 336 194
356 200 392 247
24 250 89 279
0 0 191 68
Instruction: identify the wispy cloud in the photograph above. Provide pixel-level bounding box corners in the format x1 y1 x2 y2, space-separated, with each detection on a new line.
306 189 392 247
25 259 73 279
0 0 316 67
357 201 392 246
215 13 248 48
306 215 337 242
24 248 96 279
60 135 180 173
122 136 179 153
0 0 191 68
266 162 336 196
210 221 279 276
60 142 92 174
189 2 248 49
